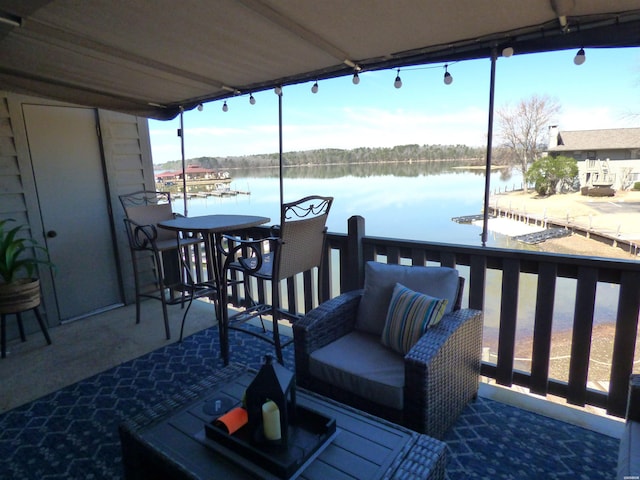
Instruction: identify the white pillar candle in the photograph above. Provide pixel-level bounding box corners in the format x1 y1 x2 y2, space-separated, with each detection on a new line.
262 400 281 441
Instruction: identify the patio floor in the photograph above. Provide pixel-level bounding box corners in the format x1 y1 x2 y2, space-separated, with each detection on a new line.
0 300 622 479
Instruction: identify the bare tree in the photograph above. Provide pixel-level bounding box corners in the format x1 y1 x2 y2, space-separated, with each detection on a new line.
496 94 561 192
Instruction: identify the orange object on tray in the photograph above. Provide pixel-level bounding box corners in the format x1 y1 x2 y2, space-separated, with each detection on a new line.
214 407 248 435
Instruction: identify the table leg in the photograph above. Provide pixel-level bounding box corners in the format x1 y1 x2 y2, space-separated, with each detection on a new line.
213 232 230 365
202 232 229 365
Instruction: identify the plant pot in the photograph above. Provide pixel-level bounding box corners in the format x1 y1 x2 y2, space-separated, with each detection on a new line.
0 278 41 314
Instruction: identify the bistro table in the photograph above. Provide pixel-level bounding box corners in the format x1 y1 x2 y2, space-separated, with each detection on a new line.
158 214 270 362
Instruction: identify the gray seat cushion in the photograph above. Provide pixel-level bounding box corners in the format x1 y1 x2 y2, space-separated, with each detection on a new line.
355 261 460 335
309 331 404 410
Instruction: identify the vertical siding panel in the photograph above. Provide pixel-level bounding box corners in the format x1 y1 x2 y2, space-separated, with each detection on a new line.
0 95 25 220
99 111 155 305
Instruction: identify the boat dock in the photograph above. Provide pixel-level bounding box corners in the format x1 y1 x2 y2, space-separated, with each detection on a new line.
453 214 571 245
173 190 250 199
486 191 640 256
454 196 640 253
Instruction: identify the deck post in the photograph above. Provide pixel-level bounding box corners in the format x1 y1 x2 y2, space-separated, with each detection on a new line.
346 216 365 292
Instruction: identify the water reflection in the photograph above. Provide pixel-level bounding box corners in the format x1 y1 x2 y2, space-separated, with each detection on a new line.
186 163 519 247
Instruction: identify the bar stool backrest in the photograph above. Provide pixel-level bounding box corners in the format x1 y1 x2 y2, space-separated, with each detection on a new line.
275 195 333 281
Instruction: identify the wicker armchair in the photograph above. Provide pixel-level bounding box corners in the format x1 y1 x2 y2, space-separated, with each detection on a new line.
618 374 640 477
293 262 483 439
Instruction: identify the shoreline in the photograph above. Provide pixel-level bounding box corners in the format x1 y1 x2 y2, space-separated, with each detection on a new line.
490 189 640 260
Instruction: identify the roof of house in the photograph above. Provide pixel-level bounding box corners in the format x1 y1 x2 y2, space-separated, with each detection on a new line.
155 172 177 179
549 128 640 151
1 2 639 120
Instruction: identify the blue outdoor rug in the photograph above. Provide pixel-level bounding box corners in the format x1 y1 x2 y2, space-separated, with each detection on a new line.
0 324 619 479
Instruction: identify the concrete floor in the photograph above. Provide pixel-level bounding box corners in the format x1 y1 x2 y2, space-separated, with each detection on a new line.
0 298 217 413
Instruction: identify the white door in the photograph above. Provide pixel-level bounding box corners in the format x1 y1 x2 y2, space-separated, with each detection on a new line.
23 104 122 321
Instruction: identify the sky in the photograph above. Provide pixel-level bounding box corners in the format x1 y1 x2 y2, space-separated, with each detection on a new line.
148 47 640 164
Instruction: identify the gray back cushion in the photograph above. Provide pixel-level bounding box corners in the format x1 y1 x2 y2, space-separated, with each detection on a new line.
355 261 460 336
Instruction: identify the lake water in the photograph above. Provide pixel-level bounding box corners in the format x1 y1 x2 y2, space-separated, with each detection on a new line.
182 162 523 248
175 162 619 341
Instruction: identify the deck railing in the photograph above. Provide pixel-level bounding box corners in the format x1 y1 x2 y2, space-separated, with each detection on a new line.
219 215 640 419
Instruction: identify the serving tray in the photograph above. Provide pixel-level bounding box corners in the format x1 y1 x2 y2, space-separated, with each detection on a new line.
196 404 337 479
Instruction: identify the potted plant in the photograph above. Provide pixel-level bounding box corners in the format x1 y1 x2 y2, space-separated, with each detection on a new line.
0 218 54 314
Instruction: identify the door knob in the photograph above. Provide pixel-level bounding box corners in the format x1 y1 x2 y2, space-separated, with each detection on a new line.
47 230 57 238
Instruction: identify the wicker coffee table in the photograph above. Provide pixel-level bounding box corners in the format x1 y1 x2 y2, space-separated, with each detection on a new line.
119 363 446 480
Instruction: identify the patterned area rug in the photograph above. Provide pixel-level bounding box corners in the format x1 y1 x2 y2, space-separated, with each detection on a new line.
444 397 619 479
0 325 619 479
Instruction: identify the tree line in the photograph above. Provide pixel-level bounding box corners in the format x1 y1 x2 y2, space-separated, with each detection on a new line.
156 144 489 172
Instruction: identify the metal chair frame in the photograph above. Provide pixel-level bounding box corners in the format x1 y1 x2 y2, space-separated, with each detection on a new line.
218 195 333 364
119 190 214 339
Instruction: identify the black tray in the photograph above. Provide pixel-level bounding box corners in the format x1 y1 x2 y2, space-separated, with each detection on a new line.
196 404 337 479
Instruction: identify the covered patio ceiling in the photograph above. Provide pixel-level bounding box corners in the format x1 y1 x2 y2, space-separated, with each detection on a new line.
0 0 639 120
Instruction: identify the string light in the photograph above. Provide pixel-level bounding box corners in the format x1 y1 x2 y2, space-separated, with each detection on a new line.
196 103 203 111
574 48 586 65
274 85 282 95
502 46 514 57
443 65 453 85
394 69 402 88
249 93 256 105
222 101 228 112
310 61 470 95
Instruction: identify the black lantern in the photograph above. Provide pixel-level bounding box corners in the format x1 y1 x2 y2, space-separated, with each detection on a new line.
245 355 296 446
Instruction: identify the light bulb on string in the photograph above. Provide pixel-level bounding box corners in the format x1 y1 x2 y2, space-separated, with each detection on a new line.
443 65 453 85
274 85 282 95
196 103 203 111
394 69 402 89
502 46 514 57
311 81 319 94
352 72 360 85
222 101 228 112
249 94 256 105
574 48 586 65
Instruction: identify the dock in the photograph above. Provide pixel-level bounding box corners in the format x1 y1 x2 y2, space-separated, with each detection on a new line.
454 208 638 250
172 190 250 199
513 228 570 244
487 202 640 255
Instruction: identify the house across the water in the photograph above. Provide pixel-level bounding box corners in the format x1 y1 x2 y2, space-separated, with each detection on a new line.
156 164 231 188
546 126 640 192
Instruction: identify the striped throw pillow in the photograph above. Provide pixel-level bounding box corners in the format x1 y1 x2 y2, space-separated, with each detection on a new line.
381 283 448 354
